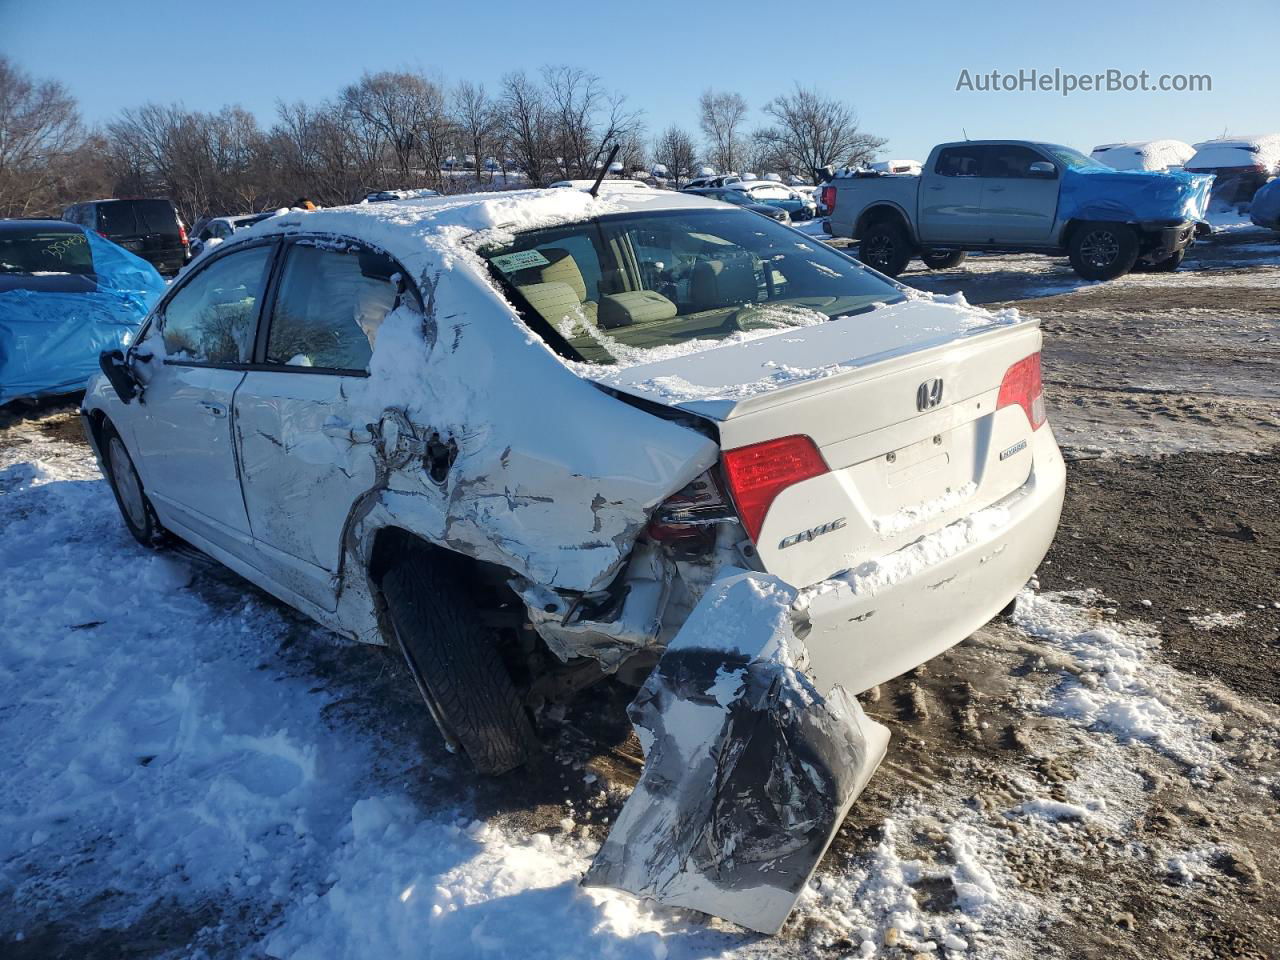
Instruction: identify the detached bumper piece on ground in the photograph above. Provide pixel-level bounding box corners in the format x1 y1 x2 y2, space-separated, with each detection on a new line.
585 570 890 934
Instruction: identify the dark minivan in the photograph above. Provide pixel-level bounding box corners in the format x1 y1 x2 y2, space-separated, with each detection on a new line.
63 198 188 275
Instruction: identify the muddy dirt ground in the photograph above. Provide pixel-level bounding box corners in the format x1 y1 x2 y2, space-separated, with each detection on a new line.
3 228 1278 959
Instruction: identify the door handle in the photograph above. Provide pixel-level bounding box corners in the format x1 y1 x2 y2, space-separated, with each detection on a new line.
198 400 227 418
927 185 944 191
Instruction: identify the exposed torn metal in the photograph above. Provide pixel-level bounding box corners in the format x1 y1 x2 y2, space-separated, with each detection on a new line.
585 569 890 935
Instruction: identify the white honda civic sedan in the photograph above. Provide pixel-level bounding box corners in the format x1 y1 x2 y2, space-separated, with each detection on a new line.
83 187 1064 929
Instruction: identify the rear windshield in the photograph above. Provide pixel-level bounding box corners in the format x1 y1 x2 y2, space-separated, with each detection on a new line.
0 228 94 276
480 208 903 365
96 200 180 237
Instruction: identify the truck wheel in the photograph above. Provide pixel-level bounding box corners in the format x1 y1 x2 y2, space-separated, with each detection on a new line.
858 221 913 277
1068 222 1139 280
382 546 537 776
1134 249 1186 273
920 249 967 270
102 422 167 548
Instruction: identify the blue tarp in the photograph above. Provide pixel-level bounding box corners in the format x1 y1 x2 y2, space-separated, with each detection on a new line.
1250 179 1280 229
0 230 166 404
1059 167 1214 224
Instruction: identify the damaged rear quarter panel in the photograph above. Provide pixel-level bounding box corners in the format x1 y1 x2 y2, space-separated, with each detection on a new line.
345 245 720 597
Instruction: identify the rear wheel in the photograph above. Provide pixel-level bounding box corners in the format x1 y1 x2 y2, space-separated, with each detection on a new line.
1068 222 1139 280
858 220 914 277
920 249 967 270
102 423 166 548
382 546 537 775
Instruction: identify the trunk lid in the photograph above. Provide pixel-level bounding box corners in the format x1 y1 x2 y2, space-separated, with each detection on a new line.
590 298 1045 587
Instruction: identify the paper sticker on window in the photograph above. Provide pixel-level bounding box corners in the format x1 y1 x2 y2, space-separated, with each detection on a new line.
491 249 551 273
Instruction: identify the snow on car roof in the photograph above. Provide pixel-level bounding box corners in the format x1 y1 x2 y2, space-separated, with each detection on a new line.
1188 134 1280 171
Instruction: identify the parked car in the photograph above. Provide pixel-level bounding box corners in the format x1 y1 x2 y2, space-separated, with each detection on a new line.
62 198 188 275
683 174 742 190
823 140 1214 280
1090 140 1194 173
83 188 1064 930
360 188 439 204
0 219 165 404
1185 135 1280 208
684 186 791 222
1250 178 1280 231
549 179 651 192
189 213 275 258
726 180 819 220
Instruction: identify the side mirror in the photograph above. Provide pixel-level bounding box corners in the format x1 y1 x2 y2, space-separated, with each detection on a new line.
1028 161 1057 178
98 349 139 403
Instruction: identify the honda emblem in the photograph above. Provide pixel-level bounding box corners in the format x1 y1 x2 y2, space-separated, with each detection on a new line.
917 378 944 411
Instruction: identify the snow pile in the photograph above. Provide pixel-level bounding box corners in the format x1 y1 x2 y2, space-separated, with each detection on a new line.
1188 610 1246 631
1012 590 1220 769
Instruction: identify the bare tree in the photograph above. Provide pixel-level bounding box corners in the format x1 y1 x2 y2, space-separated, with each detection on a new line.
340 71 453 189
541 65 642 180
452 81 497 184
698 89 748 176
651 126 697 187
0 56 89 217
499 70 550 186
755 85 886 183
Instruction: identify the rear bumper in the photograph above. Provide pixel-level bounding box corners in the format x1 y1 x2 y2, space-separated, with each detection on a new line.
793 426 1066 696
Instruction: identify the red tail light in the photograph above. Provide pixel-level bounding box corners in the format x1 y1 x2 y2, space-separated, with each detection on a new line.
178 225 188 245
997 353 1047 430
721 435 829 542
820 185 837 213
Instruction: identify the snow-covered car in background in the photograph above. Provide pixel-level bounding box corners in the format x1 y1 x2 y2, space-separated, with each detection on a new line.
1250 178 1280 231
725 179 819 219
188 213 275 258
360 188 439 204
1090 139 1195 172
549 178 651 192
683 185 792 222
1186 134 1280 209
0 220 166 404
82 188 1065 932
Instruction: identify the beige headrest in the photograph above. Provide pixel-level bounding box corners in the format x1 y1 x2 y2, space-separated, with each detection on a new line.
537 248 587 303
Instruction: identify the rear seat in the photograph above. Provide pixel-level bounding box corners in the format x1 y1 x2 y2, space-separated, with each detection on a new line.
515 248 598 324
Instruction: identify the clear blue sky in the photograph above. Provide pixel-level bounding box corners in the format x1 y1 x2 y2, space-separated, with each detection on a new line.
3 0 1277 162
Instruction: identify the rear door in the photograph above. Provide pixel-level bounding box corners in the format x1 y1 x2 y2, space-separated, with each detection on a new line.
978 144 1060 243
233 238 415 610
919 145 988 243
129 241 276 557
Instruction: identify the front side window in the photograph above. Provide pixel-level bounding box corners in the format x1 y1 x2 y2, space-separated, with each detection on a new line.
481 208 904 366
935 147 985 177
264 242 409 371
1043 144 1107 171
162 244 273 363
984 145 1053 178
0 228 94 276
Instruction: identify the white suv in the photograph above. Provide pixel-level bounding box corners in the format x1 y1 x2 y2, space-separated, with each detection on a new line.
84 188 1064 925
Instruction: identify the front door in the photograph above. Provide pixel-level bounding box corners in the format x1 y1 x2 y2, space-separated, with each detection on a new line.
129 242 276 557
978 144 1060 243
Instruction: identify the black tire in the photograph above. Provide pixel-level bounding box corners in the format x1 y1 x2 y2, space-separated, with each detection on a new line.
382 548 536 775
858 220 914 277
101 422 166 548
998 596 1018 620
1134 249 1186 273
920 249 967 270
1067 222 1140 280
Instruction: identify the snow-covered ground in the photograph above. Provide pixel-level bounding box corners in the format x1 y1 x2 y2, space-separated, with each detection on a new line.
3 420 1275 958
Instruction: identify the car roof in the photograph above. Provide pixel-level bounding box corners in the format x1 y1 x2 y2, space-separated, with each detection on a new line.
0 218 82 233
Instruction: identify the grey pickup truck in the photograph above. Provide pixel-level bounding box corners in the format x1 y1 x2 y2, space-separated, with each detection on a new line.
822 140 1214 281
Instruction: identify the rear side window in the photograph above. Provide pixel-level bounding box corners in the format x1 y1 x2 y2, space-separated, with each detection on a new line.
161 245 273 364
264 243 410 372
934 147 985 177
96 202 138 235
